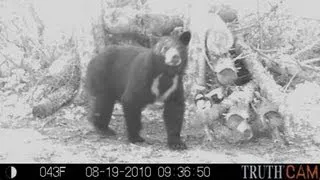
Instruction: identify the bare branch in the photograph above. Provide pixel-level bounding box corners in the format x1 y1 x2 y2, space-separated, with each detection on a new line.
302 58 320 65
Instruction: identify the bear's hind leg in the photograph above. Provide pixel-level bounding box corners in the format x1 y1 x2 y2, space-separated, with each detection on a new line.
89 94 117 136
122 102 145 143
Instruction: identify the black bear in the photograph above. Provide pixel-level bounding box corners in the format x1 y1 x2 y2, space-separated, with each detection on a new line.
85 31 191 150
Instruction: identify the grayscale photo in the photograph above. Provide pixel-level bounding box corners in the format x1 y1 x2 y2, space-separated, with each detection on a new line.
0 0 319 177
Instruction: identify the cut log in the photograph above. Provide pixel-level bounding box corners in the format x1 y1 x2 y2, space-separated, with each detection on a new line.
194 82 257 143
234 36 296 140
189 11 235 93
234 37 285 104
251 94 287 144
215 57 238 85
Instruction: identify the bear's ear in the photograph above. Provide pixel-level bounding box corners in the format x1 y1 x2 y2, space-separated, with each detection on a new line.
179 31 191 46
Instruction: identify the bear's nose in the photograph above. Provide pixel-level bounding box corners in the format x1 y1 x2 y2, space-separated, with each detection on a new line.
171 55 181 65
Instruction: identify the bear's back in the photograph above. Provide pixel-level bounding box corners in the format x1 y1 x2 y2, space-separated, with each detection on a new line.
86 45 155 98
96 45 150 67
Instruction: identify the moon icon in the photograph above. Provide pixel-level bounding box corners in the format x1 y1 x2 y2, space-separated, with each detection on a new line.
5 166 17 179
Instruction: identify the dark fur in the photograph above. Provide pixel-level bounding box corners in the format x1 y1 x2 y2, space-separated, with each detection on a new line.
85 31 191 150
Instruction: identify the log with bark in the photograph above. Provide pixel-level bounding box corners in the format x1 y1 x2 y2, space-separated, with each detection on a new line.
187 5 261 143
189 11 235 89
31 49 81 118
231 36 289 143
233 35 320 144
91 5 185 53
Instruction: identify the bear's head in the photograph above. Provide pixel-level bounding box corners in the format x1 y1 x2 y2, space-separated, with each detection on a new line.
152 31 191 74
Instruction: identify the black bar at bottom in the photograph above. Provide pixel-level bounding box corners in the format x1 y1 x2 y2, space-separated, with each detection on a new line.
0 163 319 180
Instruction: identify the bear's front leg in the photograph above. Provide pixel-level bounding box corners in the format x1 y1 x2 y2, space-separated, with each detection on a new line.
121 83 147 144
163 84 187 150
122 101 145 143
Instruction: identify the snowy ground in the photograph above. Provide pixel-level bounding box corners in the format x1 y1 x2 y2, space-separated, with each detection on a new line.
0 94 319 163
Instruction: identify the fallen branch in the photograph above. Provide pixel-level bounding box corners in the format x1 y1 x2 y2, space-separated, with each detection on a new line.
302 57 320 65
283 72 298 93
292 40 320 60
32 49 81 118
251 41 320 84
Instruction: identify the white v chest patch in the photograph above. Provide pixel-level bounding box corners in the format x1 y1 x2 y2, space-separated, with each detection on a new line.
151 74 178 102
